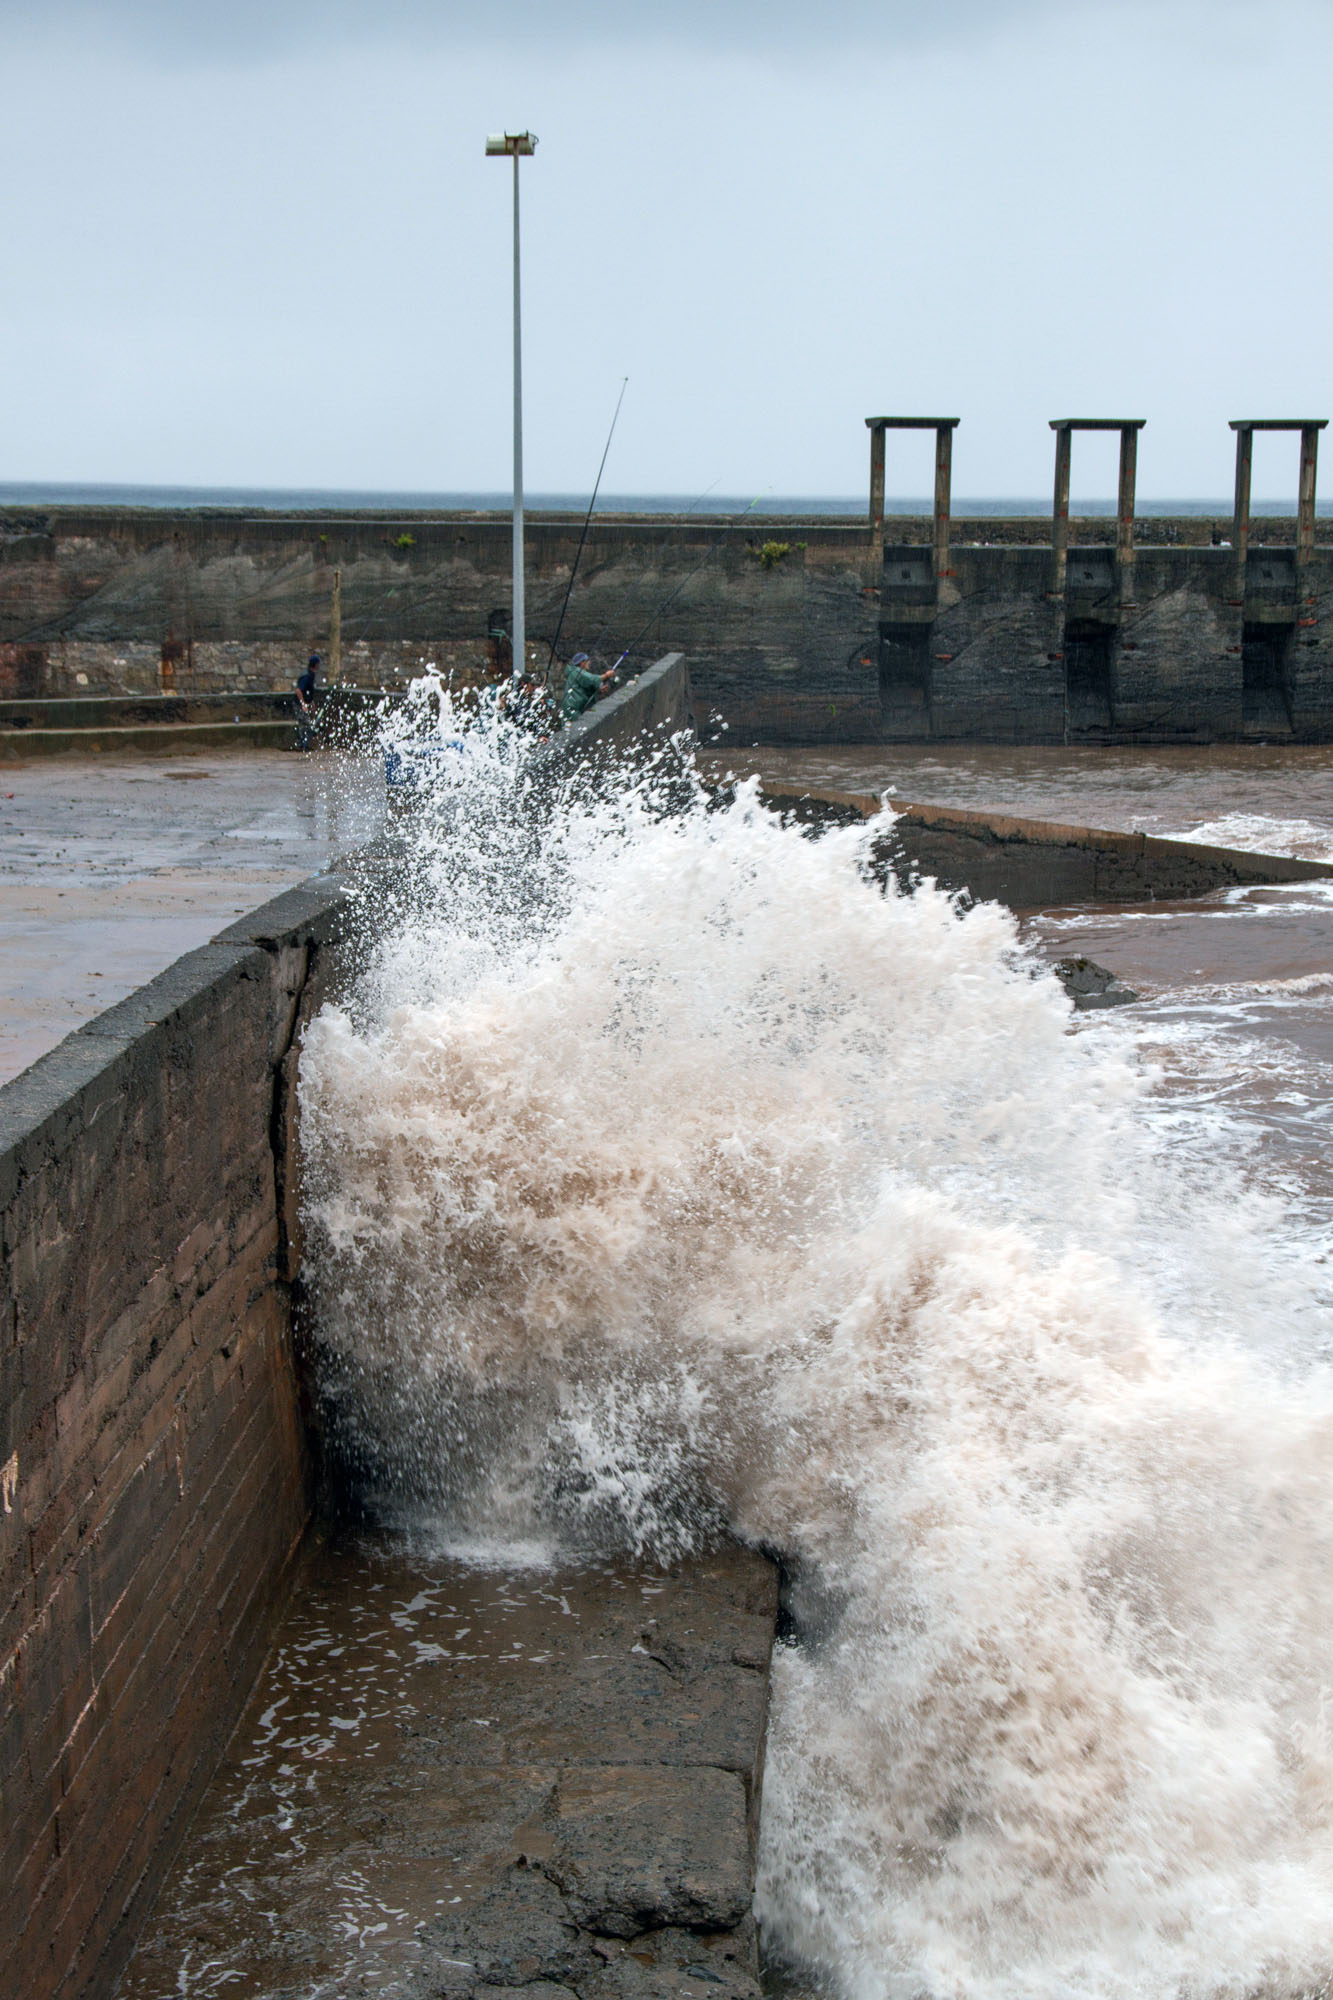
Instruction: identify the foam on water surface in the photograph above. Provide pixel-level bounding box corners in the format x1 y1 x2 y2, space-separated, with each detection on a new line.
300 699 1333 2000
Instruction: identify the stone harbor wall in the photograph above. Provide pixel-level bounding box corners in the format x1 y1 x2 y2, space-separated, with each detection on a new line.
0 882 343 2000
4 505 1333 743
753 782 1333 905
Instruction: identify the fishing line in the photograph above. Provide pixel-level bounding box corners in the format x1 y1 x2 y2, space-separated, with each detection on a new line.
545 377 629 695
604 490 769 678
581 477 725 660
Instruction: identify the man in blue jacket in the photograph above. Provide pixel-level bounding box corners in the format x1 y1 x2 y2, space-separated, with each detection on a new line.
294 652 321 750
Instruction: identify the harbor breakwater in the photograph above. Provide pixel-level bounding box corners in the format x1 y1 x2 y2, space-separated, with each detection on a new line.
5 502 1333 745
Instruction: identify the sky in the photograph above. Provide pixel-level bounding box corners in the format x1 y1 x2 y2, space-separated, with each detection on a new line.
2 0 1331 500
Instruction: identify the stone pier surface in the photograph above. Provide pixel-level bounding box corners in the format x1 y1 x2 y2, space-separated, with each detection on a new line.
116 1536 778 2000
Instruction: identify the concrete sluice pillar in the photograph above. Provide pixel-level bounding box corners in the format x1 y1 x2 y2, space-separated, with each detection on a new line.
1230 419 1329 735
1048 420 1145 739
866 418 960 738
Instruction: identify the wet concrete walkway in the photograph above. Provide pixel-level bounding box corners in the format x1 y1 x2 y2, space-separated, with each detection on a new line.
0 750 383 1082
117 1535 777 2000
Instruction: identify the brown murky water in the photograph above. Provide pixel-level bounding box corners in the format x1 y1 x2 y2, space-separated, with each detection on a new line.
698 743 1333 855
100 741 1333 1997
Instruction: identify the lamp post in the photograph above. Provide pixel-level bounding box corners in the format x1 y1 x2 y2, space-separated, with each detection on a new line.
485 129 537 684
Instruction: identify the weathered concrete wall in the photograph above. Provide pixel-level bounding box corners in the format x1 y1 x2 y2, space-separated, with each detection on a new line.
0 652 699 2000
9 504 1333 745
756 783 1333 906
0 510 877 741
0 692 297 729
0 691 381 760
0 879 350 2000
887 799 1333 905
4 505 1333 743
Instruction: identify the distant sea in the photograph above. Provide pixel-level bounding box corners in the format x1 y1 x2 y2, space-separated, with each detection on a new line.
0 482 1327 517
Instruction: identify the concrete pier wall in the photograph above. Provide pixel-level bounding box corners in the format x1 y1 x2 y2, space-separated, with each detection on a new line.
0 883 343 2000
5 505 1333 744
754 783 1333 905
0 654 697 2000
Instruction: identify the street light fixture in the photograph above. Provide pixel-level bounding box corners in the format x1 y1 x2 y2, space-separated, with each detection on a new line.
485 130 538 684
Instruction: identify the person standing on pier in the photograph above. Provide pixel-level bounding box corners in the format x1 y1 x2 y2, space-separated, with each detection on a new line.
294 652 321 751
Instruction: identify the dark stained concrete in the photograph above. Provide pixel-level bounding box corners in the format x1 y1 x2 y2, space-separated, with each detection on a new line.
9 503 1333 745
0 877 350 2000
117 1537 778 2000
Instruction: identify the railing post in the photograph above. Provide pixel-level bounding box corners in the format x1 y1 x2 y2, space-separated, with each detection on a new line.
1116 423 1138 576
1231 423 1253 566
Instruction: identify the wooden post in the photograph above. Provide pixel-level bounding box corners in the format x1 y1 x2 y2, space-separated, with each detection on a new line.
330 567 343 682
1116 424 1138 573
933 424 953 578
866 419 886 545
1298 424 1320 565
1051 424 1072 595
1232 424 1253 566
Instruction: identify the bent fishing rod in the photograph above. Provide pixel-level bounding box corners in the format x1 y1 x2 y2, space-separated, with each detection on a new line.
544 377 629 696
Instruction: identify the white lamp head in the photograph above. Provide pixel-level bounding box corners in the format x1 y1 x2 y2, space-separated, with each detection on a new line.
485 132 537 157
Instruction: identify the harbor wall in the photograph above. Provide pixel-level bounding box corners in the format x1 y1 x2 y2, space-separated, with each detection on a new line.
0 654 697 2000
754 783 1333 905
4 506 1333 744
0 884 342 2000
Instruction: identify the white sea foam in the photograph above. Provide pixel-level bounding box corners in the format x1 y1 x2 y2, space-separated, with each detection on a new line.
1164 812 1333 863
300 710 1333 2000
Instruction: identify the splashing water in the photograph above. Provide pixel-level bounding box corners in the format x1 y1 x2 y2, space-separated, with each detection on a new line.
300 703 1333 2000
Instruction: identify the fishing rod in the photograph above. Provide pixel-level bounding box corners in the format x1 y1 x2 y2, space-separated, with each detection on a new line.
545 377 629 694
603 490 769 679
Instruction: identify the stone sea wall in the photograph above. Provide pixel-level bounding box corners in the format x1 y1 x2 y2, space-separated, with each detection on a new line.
5 505 1333 744
0 881 340 2000
754 783 1333 905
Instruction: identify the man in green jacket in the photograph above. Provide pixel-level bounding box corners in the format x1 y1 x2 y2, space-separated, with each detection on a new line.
561 652 616 724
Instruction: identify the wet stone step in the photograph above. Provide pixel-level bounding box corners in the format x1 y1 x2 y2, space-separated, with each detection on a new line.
117 1535 778 2000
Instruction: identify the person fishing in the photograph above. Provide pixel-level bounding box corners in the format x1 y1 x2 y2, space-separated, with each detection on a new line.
560 651 616 725
506 672 555 740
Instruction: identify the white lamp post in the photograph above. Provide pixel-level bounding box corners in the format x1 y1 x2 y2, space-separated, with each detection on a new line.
485 129 537 684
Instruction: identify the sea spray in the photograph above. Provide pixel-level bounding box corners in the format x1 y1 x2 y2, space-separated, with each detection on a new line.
300 710 1333 1999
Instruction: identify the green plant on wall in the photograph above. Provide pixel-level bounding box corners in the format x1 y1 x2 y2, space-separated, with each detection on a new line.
393 532 416 550
753 540 790 571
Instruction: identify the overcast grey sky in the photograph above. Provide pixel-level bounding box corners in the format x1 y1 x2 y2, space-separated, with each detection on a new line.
3 1 1329 498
